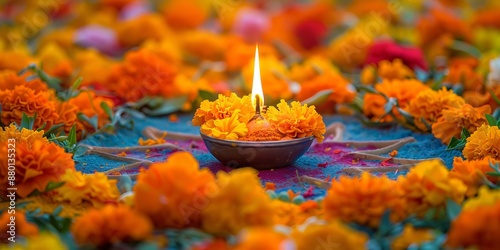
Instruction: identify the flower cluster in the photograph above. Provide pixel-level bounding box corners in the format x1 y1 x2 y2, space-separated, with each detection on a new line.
193 95 326 142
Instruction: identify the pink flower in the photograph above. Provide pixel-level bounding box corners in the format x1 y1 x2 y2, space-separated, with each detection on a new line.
232 8 270 43
294 19 327 50
364 40 428 71
74 25 121 56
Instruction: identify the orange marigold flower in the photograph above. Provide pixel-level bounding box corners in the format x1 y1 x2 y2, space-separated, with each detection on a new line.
391 225 434 250
463 124 500 160
473 8 500 30
360 64 377 85
71 205 153 246
232 228 289 250
0 70 48 93
296 72 356 112
408 87 465 131
225 40 277 72
107 50 177 102
0 211 38 243
134 152 216 229
0 85 59 130
192 93 254 126
116 14 170 48
138 131 167 146
463 186 500 211
0 51 34 72
363 79 429 122
73 49 114 86
48 170 119 207
444 64 483 91
289 56 340 83
431 104 490 144
0 140 74 199
201 168 274 235
161 0 208 30
180 30 227 61
417 9 472 47
201 112 248 140
292 221 369 250
451 157 500 197
323 172 406 228
397 160 467 217
0 124 47 147
463 90 490 107
242 55 292 101
377 59 415 81
266 100 326 142
447 200 500 250
140 39 182 66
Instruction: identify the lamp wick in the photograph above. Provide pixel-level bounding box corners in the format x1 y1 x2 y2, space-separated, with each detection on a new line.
255 95 261 115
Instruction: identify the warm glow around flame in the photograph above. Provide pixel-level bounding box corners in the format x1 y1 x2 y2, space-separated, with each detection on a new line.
251 45 264 108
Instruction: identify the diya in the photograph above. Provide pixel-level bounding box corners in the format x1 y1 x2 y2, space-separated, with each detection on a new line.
195 46 324 169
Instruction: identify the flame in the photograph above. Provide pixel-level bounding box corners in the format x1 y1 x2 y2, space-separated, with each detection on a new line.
251 45 264 108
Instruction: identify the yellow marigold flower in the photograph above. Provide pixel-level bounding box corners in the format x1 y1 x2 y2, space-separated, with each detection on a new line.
134 152 216 229
397 160 467 217
138 131 167 146
292 221 369 250
0 124 47 147
242 55 292 101
201 112 248 140
71 205 153 246
73 49 113 86
20 196 87 218
36 43 69 73
48 170 119 207
463 186 500 211
1 233 68 250
296 72 356 112
0 85 59 130
0 51 33 72
266 100 326 142
432 104 490 144
0 211 38 243
289 56 340 83
408 87 465 131
107 50 177 102
323 172 406 228
391 225 434 250
192 93 254 126
233 228 290 250
463 125 500 160
447 200 500 249
116 14 171 48
0 140 75 199
161 0 208 30
271 200 320 226
180 30 227 61
377 59 415 81
201 168 274 236
451 157 500 197
363 79 429 122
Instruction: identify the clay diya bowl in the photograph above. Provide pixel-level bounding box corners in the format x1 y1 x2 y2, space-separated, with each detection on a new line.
200 132 314 170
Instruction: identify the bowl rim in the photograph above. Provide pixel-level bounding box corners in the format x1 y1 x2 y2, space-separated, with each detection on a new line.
199 131 314 147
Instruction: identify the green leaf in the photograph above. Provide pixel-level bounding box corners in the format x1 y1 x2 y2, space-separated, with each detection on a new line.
446 199 461 220
77 113 98 131
302 89 333 106
489 90 500 106
68 125 77 146
73 146 87 158
198 89 218 101
100 101 114 120
43 123 65 137
446 136 466 151
357 85 378 94
377 210 393 236
20 112 37 130
486 172 500 177
140 96 188 116
45 181 65 192
486 114 497 126
70 76 83 91
461 127 471 138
